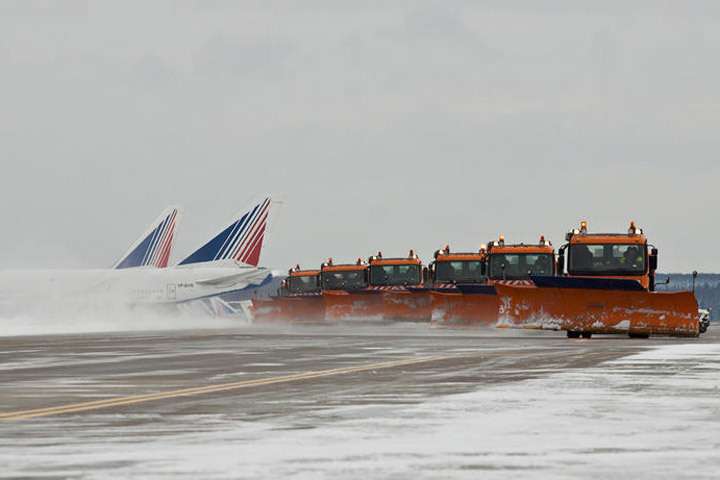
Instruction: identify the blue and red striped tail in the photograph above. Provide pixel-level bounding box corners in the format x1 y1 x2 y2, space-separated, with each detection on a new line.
113 206 183 269
177 196 280 267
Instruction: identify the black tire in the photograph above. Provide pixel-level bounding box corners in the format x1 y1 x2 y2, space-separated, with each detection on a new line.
567 330 581 338
581 332 592 339
628 333 650 339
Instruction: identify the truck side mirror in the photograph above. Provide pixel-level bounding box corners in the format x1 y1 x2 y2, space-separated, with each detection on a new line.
649 248 658 271
557 254 564 275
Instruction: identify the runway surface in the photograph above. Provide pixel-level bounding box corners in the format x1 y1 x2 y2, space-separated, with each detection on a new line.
0 323 718 479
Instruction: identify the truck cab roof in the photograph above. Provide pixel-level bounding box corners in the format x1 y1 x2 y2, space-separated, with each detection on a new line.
486 236 555 255
566 221 647 245
368 250 423 266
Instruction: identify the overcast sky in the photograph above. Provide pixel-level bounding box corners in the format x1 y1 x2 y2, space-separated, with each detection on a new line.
1 1 718 272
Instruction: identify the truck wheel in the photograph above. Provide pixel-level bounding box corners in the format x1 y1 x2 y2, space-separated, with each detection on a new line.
567 330 581 338
581 332 592 339
628 333 650 339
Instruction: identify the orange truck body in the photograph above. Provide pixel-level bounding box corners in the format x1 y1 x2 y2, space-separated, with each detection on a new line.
320 259 383 323
251 267 324 323
496 222 700 337
369 251 430 322
323 251 429 323
431 239 555 328
428 249 494 327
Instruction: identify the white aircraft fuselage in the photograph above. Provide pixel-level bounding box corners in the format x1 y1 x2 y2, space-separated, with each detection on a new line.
0 266 272 305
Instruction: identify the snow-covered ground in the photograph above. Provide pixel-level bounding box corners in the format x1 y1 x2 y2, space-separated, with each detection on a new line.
3 341 718 479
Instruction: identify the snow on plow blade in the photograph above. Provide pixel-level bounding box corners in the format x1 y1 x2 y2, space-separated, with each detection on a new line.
495 276 700 336
323 290 384 323
383 288 433 322
251 296 325 323
430 285 498 327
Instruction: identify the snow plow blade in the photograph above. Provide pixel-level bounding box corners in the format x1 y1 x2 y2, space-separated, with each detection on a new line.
251 296 325 324
250 298 280 323
495 276 700 336
323 290 384 323
383 288 433 322
430 285 498 327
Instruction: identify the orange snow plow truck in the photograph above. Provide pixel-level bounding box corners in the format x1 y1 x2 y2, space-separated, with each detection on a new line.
324 251 427 322
431 237 556 327
428 245 492 326
496 222 703 338
251 265 324 323
320 258 379 322
373 250 429 322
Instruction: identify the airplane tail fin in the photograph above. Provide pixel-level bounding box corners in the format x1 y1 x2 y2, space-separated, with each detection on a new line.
177 195 281 268
113 206 184 269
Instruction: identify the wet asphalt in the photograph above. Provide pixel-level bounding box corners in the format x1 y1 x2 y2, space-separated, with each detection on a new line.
0 324 717 479
1 324 715 417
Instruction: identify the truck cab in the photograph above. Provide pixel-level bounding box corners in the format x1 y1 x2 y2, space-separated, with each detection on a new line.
320 258 369 291
282 265 321 296
486 236 556 283
430 245 487 286
559 221 656 290
367 250 425 288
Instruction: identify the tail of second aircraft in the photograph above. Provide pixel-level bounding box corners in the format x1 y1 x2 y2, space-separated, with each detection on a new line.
177 195 281 268
113 206 184 269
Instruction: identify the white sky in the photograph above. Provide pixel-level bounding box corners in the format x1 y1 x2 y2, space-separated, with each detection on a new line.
1 1 718 272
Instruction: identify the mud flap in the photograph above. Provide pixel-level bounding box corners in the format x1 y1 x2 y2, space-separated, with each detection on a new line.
323 290 384 323
495 277 699 336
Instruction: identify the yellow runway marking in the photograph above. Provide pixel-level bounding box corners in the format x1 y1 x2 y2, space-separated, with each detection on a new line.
0 355 461 421
0 350 624 421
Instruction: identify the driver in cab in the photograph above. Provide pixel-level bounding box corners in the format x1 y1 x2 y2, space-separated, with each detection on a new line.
620 246 643 268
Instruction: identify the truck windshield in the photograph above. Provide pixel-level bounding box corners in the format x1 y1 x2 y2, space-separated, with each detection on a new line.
287 275 320 293
568 244 646 276
321 270 368 290
488 253 554 280
435 260 485 283
369 264 422 286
